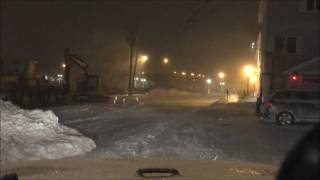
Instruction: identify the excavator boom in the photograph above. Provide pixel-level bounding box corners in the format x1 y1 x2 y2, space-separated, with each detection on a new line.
64 48 89 93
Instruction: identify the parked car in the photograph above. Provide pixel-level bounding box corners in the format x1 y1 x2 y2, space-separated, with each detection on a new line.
262 89 320 125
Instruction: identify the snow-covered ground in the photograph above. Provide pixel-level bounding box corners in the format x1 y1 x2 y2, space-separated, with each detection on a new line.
144 88 201 98
0 100 96 163
51 98 313 165
93 117 225 160
240 96 257 103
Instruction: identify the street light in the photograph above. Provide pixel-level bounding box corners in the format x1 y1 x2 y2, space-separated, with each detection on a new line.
218 72 225 79
140 78 147 89
244 65 255 77
139 55 149 64
181 71 187 76
243 65 256 95
250 76 257 84
251 42 256 49
133 77 140 88
190 72 195 77
61 63 66 68
206 78 212 95
57 74 64 85
163 58 169 64
218 72 225 92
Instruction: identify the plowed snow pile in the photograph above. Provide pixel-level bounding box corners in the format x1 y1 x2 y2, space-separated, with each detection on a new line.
0 100 96 163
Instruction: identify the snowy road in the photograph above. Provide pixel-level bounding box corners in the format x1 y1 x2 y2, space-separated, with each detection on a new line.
52 96 314 165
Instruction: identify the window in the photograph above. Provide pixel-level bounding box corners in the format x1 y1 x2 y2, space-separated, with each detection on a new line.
272 91 292 100
301 0 320 11
274 36 297 54
286 37 297 53
293 91 320 100
294 92 311 100
275 37 286 53
307 0 314 10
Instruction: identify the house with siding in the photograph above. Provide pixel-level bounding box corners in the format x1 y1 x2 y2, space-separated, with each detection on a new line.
257 0 320 104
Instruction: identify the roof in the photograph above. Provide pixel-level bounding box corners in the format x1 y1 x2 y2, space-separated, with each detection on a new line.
284 56 320 74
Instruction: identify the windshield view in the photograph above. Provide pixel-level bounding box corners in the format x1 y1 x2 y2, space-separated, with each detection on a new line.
1 0 319 179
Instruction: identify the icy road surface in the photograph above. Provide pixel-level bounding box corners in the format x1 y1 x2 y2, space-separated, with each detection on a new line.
52 96 314 165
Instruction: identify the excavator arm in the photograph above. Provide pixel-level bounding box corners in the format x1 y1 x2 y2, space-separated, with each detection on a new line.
68 54 89 76
63 48 105 101
64 48 89 93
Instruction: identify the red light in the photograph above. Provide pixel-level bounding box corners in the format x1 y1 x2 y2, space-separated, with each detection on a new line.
292 75 298 80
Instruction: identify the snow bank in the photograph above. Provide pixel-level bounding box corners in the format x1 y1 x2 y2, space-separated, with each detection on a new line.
0 100 96 163
144 89 199 98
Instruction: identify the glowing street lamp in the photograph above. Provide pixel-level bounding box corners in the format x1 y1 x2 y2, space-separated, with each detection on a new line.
244 65 255 78
206 78 212 95
250 76 257 84
243 65 256 95
251 42 256 49
163 58 169 64
218 72 225 92
181 71 187 76
190 72 195 77
218 72 225 79
139 55 149 64
61 63 66 68
206 78 212 84
140 78 147 89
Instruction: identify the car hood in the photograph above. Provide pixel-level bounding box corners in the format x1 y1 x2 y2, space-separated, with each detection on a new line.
2 158 277 180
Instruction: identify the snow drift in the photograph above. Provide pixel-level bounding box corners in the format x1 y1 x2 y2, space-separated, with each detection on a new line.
0 100 96 163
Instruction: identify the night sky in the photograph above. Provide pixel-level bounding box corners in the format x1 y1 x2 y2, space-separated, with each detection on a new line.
1 0 259 89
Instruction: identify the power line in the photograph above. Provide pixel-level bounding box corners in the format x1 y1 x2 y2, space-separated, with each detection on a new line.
180 1 224 33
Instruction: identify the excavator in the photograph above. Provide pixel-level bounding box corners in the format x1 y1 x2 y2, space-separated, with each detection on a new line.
1 49 107 107
64 48 107 102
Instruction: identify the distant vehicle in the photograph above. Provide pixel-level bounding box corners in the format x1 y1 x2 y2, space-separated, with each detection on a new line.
262 89 320 125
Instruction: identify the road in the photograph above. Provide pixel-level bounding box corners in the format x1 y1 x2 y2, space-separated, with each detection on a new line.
52 95 314 166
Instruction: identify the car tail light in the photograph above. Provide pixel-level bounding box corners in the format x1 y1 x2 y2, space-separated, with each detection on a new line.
289 73 302 87
291 75 298 81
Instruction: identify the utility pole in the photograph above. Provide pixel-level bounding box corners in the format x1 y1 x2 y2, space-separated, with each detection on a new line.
64 48 71 94
246 77 250 96
128 31 135 96
132 49 139 89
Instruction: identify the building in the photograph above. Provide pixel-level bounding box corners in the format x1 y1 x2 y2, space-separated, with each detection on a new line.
257 0 320 103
